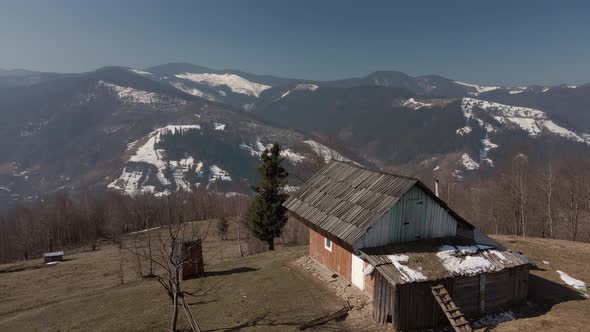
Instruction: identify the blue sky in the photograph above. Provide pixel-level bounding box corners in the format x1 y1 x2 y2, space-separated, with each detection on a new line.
1 0 589 85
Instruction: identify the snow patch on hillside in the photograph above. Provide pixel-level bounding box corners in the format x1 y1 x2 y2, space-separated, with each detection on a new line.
456 126 472 136
213 122 226 131
461 98 590 144
402 98 433 110
209 165 231 182
170 82 216 101
455 81 499 95
480 138 499 166
175 73 271 97
277 84 319 100
303 140 347 162
129 69 152 76
99 81 163 104
459 153 480 170
239 140 305 164
109 125 201 195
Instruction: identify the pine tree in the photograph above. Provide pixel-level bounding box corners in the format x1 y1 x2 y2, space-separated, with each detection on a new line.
245 143 289 250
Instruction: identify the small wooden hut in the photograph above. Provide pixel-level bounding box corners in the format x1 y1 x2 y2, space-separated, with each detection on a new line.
284 161 530 331
43 251 64 263
174 239 204 280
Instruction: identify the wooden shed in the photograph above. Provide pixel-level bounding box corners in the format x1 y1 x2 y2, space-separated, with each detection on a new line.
284 161 530 331
361 239 529 330
174 239 204 280
43 251 64 263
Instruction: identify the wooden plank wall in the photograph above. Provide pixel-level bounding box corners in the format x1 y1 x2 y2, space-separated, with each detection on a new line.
396 279 453 330
372 272 396 326
309 228 352 282
355 185 458 249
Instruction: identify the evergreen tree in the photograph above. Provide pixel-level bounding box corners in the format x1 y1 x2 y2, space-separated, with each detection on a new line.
245 143 289 250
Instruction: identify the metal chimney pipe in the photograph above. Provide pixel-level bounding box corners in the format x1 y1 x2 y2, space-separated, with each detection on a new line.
434 180 440 197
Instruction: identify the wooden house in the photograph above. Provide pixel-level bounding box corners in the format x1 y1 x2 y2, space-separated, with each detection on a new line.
284 161 529 331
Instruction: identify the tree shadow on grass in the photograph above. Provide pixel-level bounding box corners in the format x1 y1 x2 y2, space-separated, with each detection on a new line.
204 309 349 332
204 267 259 277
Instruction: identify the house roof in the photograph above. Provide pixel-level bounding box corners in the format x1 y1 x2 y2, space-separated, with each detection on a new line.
283 161 473 246
360 237 529 285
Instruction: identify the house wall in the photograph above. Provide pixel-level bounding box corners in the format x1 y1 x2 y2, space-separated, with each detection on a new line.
309 228 352 282
354 185 458 249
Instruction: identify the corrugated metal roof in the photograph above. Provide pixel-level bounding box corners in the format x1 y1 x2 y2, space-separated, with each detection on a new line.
284 161 418 245
360 238 530 285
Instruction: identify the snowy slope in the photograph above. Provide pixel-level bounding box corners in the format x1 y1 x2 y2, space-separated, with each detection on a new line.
175 73 271 97
455 81 500 96
460 98 590 144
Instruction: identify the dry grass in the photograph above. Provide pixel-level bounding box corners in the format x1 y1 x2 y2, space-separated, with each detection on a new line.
0 228 589 332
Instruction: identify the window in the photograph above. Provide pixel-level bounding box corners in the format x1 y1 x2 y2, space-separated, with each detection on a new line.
324 237 332 252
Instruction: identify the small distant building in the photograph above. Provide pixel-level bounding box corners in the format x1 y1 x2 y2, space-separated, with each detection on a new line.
284 161 530 331
43 251 64 263
174 239 204 280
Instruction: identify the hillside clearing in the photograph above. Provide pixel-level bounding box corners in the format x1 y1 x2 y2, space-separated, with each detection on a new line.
0 232 588 331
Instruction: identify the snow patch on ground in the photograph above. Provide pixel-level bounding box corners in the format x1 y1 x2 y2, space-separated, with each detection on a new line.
402 98 433 110
455 81 499 95
459 153 480 170
303 140 347 162
437 245 508 276
386 254 427 283
175 73 271 97
557 270 587 290
213 122 226 131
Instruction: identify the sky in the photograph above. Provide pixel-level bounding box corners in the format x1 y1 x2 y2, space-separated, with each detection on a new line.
1 0 590 86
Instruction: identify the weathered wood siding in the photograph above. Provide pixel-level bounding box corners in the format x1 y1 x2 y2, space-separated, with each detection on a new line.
309 228 352 282
395 279 453 330
372 272 396 325
355 185 457 249
373 266 529 330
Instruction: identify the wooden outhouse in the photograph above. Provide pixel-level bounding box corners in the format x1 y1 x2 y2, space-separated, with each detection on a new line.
174 239 204 280
284 161 530 330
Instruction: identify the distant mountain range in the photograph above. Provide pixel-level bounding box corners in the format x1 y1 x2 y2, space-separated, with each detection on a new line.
0 63 589 209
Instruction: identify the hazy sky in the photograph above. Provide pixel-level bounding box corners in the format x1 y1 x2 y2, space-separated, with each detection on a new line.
1 0 589 86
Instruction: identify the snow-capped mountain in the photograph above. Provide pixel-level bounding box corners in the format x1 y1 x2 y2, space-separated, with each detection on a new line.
0 66 358 208
1 62 589 208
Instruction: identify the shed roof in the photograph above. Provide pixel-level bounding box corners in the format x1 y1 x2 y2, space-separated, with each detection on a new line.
283 161 473 246
360 238 529 285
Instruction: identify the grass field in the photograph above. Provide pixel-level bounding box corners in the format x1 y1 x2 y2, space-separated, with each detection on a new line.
0 224 588 331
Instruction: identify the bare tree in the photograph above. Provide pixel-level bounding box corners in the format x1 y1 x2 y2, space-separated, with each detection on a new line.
508 154 529 237
540 162 556 239
124 190 207 332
